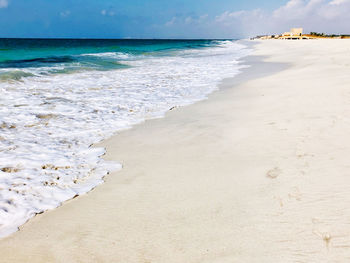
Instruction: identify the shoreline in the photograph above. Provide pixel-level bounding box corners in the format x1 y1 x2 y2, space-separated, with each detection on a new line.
0 40 262 258
0 40 248 239
2 39 350 262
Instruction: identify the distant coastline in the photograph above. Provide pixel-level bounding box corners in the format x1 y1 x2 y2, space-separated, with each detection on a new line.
253 28 350 40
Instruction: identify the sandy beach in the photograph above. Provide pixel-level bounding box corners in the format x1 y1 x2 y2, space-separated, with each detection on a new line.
1 39 350 262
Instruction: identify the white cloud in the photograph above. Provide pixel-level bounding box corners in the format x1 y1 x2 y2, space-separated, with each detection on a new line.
165 17 176 26
157 0 350 38
329 0 350 5
0 0 8 8
214 0 350 37
199 14 209 20
101 9 115 16
185 14 209 24
216 11 243 23
60 10 71 17
185 16 193 24
166 14 209 27
215 9 263 24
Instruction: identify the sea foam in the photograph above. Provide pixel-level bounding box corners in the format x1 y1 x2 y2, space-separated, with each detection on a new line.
0 40 251 237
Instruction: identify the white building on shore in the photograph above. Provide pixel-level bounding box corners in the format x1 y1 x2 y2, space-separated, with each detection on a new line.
280 28 309 39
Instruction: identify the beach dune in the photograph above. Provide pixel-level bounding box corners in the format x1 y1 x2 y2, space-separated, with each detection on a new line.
1 39 350 262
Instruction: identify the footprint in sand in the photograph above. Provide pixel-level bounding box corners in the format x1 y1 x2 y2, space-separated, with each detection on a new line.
312 218 333 248
288 187 302 201
266 167 282 179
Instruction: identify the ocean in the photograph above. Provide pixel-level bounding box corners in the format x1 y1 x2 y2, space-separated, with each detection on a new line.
0 39 250 237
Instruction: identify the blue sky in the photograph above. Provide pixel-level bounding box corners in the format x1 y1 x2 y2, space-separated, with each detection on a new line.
0 0 349 38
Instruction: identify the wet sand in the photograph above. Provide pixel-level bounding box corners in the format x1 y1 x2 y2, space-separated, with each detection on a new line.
1 39 350 262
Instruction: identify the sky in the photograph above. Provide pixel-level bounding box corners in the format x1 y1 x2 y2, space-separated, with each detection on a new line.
0 0 350 38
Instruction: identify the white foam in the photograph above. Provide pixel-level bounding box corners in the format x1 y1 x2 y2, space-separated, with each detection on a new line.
80 52 133 60
0 41 251 238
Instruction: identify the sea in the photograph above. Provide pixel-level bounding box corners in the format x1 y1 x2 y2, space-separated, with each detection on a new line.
0 39 250 237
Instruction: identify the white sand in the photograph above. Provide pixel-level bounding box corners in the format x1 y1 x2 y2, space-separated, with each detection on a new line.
1 39 350 262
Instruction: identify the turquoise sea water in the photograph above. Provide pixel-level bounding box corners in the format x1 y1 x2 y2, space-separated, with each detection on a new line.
0 38 250 238
0 39 224 80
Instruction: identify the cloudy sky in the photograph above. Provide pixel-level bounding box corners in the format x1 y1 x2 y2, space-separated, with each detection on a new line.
0 0 349 38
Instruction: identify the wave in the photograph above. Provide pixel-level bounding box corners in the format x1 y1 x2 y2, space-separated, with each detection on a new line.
0 70 36 81
0 56 76 68
80 52 134 60
0 53 131 81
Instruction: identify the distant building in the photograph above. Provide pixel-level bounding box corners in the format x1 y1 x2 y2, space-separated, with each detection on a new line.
280 28 309 39
282 28 303 37
253 27 312 40
291 28 303 36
